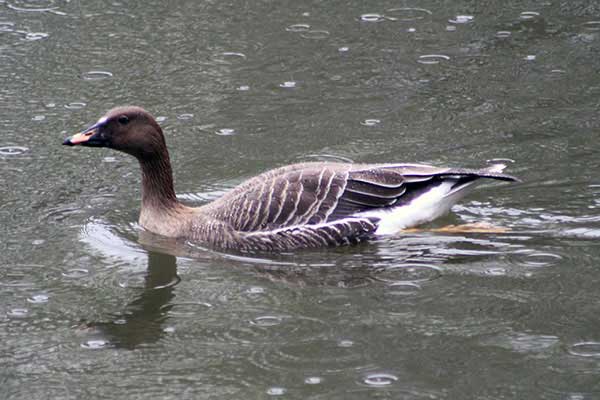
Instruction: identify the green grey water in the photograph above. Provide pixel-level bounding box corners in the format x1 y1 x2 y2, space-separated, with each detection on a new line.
2 0 600 398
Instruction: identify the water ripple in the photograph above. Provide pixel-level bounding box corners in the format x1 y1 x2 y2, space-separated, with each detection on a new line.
582 21 600 31
115 270 181 290
506 250 563 269
0 264 57 288
372 263 442 285
279 81 297 88
7 308 29 318
448 15 474 24
250 315 283 327
61 268 89 279
80 339 110 350
360 119 380 126
359 13 385 23
361 372 399 387
300 30 330 40
385 7 432 22
161 302 213 317
568 342 600 358
64 102 86 110
520 11 541 20
0 146 28 156
418 54 450 65
27 294 49 304
214 52 247 65
24 32 49 41
266 387 286 396
286 23 310 32
82 70 113 81
215 128 236 136
7 0 58 12
249 337 368 373
304 376 323 385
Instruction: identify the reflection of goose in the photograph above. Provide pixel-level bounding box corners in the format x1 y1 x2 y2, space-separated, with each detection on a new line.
84 251 178 349
64 106 518 252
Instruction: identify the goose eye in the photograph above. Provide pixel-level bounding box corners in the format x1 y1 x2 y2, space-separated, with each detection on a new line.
118 115 130 125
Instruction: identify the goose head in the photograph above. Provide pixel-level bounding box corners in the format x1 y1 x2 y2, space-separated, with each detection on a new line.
63 106 167 160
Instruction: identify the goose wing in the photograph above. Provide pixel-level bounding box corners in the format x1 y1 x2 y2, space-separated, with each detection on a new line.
203 163 353 232
202 162 518 232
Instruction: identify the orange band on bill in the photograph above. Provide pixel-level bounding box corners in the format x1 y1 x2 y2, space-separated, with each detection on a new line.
67 130 96 144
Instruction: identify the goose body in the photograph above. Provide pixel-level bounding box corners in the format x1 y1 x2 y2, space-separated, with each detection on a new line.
64 106 518 252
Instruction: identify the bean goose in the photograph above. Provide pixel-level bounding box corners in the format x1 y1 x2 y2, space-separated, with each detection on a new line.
63 106 519 252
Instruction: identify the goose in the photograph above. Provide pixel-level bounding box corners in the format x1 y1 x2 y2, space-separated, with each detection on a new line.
63 106 519 252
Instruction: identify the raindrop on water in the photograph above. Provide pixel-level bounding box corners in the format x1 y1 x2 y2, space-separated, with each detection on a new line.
7 0 58 12
32 115 45 121
0 22 15 32
418 54 451 65
61 268 89 279
338 339 354 347
373 263 442 284
361 119 380 126
360 13 385 23
522 252 562 267
524 55 536 61
177 113 194 120
495 31 511 38
266 387 286 396
251 315 283 327
162 302 212 317
7 308 28 318
485 268 506 276
568 342 600 357
300 30 330 40
338 46 349 52
385 7 432 21
82 70 113 81
520 11 540 20
0 146 28 155
363 372 399 387
64 102 86 110
222 51 246 58
81 339 109 349
582 21 600 31
449 15 474 24
215 128 236 136
286 23 310 32
304 376 323 385
237 85 250 91
27 294 49 304
279 81 297 88
25 32 49 41
246 286 265 294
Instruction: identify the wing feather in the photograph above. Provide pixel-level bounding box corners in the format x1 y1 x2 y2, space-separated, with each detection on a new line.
201 162 518 237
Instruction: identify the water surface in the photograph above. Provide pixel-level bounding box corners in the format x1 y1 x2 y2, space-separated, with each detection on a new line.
2 0 600 398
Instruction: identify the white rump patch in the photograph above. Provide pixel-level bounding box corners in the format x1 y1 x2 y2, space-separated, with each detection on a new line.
486 163 507 173
355 181 473 235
